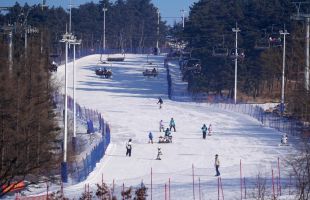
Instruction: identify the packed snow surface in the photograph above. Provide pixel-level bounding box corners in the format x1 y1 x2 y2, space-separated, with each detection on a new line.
53 54 297 200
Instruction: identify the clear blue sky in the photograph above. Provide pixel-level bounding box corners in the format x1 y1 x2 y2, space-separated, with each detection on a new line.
2 0 198 25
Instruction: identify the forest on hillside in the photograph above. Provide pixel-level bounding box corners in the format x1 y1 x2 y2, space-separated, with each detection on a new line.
171 0 310 120
1 0 167 56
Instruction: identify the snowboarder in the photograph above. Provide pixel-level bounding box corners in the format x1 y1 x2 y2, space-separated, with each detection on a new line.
156 147 163 160
169 118 176 132
159 120 165 132
208 124 212 136
215 154 220 176
126 139 132 157
148 132 153 144
201 124 208 139
157 97 163 109
281 134 288 145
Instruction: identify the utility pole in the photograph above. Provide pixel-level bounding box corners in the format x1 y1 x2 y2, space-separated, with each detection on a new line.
156 8 160 49
280 27 289 115
291 2 310 90
232 23 241 104
103 6 108 52
41 0 48 10
69 0 72 33
60 31 77 183
180 9 186 29
71 39 81 144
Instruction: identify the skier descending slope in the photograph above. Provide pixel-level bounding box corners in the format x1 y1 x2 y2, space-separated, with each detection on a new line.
156 147 163 160
201 124 208 139
148 132 153 144
157 97 163 109
215 154 220 176
126 139 132 157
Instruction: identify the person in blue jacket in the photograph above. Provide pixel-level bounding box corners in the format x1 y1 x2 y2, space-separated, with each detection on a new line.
169 118 176 132
148 132 153 144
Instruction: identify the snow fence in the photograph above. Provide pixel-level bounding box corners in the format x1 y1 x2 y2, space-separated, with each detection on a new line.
54 93 111 183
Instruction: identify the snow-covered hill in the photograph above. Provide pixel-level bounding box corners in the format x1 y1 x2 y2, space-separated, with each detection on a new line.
53 54 297 200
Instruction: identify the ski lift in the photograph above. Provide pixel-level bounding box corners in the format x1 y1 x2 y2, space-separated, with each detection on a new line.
142 63 159 77
269 24 282 47
182 58 201 73
229 48 245 60
254 29 270 50
212 35 229 57
269 35 282 47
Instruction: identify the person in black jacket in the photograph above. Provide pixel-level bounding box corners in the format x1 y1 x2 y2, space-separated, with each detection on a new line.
157 97 163 109
126 139 132 157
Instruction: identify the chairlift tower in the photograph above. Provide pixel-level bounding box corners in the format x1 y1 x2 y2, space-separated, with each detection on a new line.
291 2 310 90
70 39 81 145
59 32 78 183
156 8 160 49
280 28 289 115
232 23 241 104
180 9 186 29
41 0 48 10
103 6 108 52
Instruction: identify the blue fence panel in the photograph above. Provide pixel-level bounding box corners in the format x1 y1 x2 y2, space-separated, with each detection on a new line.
55 93 111 183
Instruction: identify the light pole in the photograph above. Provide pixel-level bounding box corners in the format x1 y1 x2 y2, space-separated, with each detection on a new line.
71 39 81 144
280 28 289 114
291 2 310 90
232 23 241 104
60 32 76 183
69 0 72 33
180 9 186 29
156 8 160 50
103 6 108 52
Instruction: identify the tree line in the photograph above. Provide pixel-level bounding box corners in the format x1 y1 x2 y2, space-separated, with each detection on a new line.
0 20 60 196
1 0 167 56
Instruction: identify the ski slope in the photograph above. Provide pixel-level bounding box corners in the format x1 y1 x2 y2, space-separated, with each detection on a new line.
55 54 297 200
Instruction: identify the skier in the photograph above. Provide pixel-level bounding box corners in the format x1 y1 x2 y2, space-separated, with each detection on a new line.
157 97 163 109
208 124 212 136
148 132 153 144
281 134 288 145
201 124 208 139
126 139 132 157
215 154 220 176
169 118 176 132
156 147 163 160
159 120 165 132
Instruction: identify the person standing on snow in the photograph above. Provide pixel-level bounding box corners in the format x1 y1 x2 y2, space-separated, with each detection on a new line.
148 132 153 144
126 139 132 157
201 124 208 139
156 147 163 160
169 118 176 132
215 154 220 176
159 120 165 132
157 97 163 109
281 134 288 145
208 124 212 136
